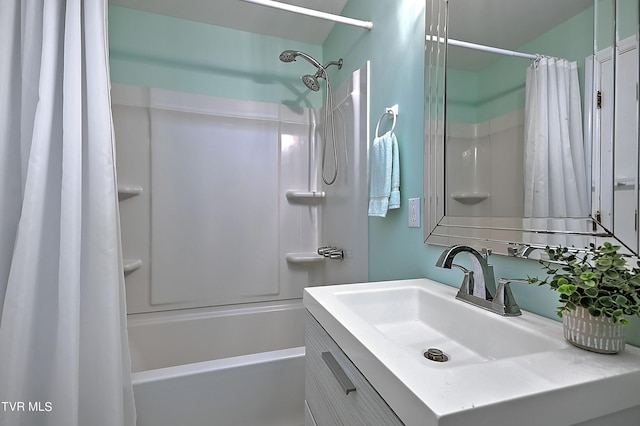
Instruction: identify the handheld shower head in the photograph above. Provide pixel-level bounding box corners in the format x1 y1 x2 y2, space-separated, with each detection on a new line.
278 50 324 70
279 50 298 63
278 49 344 186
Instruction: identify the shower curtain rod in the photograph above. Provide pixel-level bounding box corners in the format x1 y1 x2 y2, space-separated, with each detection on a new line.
238 0 373 30
426 35 538 60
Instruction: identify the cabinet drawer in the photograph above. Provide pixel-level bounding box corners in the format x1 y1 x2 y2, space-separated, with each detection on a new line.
305 312 404 426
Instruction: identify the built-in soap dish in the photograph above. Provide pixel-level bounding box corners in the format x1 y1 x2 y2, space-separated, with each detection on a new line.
123 259 142 274
285 253 325 264
285 190 325 203
451 192 489 205
118 185 143 201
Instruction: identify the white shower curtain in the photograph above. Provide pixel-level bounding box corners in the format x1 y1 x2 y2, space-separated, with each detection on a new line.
0 1 136 426
524 57 588 218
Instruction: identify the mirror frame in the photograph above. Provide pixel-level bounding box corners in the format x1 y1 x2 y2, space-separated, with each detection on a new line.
423 0 639 257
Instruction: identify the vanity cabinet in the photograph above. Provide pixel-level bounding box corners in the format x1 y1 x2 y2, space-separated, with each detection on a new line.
305 311 404 426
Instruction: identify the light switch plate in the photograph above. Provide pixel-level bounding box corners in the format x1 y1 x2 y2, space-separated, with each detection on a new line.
408 198 421 228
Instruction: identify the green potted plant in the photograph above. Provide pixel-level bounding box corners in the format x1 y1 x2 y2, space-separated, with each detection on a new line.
528 242 640 354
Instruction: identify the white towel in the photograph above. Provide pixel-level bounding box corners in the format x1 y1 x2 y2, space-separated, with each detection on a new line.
368 131 400 217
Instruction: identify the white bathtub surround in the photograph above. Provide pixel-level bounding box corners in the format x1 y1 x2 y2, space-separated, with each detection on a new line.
112 63 368 313
446 110 525 218
317 62 370 286
113 86 316 310
114 64 369 425
0 1 135 425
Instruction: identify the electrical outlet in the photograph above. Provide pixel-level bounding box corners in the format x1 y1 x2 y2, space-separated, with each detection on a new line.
408 198 421 228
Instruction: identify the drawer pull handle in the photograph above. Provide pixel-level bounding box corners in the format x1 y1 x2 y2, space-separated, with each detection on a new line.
321 351 356 395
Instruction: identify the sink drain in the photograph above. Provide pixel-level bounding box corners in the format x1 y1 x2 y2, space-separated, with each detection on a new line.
423 348 448 362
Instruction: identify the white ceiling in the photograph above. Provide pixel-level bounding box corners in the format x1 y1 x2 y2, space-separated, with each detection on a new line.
108 0 350 45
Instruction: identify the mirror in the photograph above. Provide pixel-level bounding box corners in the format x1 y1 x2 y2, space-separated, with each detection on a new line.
424 0 639 256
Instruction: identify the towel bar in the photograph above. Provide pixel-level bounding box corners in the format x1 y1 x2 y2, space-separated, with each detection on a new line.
374 104 398 138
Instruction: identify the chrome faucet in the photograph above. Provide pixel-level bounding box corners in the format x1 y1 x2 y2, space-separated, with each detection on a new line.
436 245 522 316
435 245 496 299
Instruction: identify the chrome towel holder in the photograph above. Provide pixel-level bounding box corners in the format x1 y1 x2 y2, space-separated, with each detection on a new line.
374 104 398 138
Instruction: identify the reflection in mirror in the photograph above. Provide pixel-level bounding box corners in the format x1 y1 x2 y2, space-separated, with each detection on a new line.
424 0 639 256
591 0 639 253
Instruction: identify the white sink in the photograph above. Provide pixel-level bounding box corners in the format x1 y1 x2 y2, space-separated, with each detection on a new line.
304 279 640 426
335 284 566 366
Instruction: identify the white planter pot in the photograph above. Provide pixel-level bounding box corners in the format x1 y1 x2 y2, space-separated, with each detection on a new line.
563 306 626 354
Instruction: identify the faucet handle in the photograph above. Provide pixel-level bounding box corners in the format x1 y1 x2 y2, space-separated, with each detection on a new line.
451 264 474 295
495 278 526 316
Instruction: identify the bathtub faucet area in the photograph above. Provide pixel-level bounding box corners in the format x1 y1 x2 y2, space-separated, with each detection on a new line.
317 246 344 260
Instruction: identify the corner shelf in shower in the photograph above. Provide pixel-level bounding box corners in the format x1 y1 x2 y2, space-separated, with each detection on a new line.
451 191 489 205
123 259 142 274
118 185 143 201
285 253 325 264
285 190 326 203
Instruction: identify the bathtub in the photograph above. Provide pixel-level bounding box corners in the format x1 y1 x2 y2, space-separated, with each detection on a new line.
128 300 306 426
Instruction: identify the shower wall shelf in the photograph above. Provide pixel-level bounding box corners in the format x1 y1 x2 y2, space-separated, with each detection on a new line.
615 177 635 191
285 253 325 264
123 259 142 273
118 185 143 201
285 190 326 202
451 192 490 205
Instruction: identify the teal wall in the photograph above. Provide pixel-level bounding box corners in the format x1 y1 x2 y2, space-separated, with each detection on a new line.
108 5 323 107
322 0 428 283
108 3 639 346
446 68 479 123
597 0 638 47
618 0 638 40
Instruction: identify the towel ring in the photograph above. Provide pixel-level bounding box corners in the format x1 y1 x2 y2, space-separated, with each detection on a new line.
375 108 397 138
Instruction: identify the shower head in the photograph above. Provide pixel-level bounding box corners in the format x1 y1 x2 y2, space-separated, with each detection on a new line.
279 49 343 93
278 50 324 70
301 74 320 92
279 50 298 63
